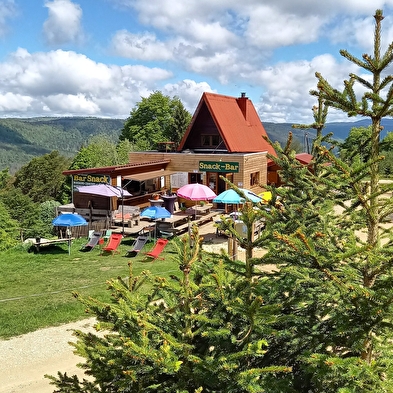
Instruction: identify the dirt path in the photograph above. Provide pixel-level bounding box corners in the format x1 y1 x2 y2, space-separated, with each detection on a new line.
0 318 96 393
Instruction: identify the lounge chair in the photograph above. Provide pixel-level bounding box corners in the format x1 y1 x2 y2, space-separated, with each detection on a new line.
126 235 149 257
144 238 168 261
103 229 113 240
101 233 122 256
80 231 102 252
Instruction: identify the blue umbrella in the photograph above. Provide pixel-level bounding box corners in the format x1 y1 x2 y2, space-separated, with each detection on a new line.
52 213 88 227
52 213 88 254
141 206 171 239
213 188 261 204
141 206 171 220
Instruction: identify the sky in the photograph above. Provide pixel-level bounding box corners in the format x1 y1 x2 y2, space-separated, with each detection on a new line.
1 1 393 123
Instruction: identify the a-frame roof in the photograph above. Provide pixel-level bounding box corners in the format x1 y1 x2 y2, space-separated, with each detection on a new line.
178 92 276 155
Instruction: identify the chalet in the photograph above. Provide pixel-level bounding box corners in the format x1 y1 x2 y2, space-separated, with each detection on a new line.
63 92 277 213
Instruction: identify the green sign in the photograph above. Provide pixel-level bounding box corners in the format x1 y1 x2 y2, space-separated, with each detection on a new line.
199 161 239 173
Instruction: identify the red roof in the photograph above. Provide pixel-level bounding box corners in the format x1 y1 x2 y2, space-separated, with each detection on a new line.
295 153 313 165
179 92 276 155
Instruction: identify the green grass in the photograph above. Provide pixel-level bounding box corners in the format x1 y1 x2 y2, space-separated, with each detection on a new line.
0 236 180 339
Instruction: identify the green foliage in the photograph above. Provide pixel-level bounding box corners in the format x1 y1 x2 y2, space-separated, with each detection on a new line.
255 142 393 391
0 201 19 250
119 91 191 149
69 134 134 170
116 138 135 163
340 126 372 163
164 97 192 146
39 199 61 227
0 168 12 190
0 187 46 238
0 117 124 173
13 150 71 204
254 9 393 392
48 227 288 392
379 149 393 177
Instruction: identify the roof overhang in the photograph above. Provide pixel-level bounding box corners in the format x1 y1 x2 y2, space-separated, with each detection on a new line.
124 169 179 182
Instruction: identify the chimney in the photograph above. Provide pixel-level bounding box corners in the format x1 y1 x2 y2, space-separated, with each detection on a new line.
237 92 248 120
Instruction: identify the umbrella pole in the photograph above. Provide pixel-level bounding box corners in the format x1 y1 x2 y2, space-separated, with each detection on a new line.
121 197 125 237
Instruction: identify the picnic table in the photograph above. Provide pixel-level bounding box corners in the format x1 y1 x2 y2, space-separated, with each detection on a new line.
32 237 74 253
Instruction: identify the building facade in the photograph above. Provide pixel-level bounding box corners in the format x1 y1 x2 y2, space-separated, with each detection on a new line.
63 92 276 210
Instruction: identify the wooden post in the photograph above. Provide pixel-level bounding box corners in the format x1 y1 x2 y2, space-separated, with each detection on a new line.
228 236 238 260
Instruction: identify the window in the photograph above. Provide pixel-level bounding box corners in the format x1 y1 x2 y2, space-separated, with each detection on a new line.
250 171 260 186
201 135 221 147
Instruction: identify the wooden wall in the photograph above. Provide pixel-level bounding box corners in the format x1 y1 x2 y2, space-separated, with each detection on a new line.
128 151 268 193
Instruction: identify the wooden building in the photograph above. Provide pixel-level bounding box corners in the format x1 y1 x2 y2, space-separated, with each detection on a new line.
63 92 276 212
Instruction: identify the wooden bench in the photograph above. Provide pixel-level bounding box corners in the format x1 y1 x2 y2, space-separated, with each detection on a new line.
31 238 74 253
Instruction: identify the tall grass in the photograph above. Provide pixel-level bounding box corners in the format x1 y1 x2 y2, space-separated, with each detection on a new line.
0 237 179 339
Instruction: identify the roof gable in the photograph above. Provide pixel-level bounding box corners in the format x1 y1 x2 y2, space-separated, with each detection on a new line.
179 92 276 155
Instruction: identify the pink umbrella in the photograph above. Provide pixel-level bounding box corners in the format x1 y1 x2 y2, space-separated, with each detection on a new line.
177 183 217 201
77 184 132 198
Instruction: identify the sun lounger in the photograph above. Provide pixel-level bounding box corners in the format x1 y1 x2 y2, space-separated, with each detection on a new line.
80 231 102 252
144 238 168 261
126 235 149 257
101 233 122 256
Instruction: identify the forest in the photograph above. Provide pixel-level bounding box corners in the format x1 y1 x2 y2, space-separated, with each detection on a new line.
0 117 124 173
3 113 393 174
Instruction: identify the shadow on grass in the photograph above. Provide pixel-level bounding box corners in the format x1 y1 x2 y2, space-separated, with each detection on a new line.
27 244 70 255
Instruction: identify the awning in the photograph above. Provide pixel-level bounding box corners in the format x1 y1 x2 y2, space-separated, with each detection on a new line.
124 169 179 182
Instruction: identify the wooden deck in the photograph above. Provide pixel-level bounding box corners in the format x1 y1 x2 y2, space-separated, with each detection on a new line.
111 210 224 237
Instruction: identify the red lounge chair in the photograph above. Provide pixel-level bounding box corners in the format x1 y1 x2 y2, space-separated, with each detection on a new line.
144 238 168 260
101 233 122 256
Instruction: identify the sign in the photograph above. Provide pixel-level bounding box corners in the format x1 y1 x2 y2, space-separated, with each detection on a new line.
170 172 188 188
199 161 239 173
72 174 111 190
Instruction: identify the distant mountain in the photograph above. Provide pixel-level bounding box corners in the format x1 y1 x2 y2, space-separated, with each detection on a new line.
0 117 124 173
263 118 393 147
1 116 393 173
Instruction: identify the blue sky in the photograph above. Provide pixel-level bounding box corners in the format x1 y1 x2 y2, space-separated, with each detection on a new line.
1 0 393 122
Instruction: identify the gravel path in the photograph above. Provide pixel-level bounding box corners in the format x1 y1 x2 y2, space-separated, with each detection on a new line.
0 318 96 393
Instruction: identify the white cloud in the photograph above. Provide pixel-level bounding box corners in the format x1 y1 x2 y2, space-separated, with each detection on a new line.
3 0 393 123
43 0 85 45
163 79 215 112
0 48 174 117
250 54 360 123
110 30 173 61
244 6 323 48
0 92 32 112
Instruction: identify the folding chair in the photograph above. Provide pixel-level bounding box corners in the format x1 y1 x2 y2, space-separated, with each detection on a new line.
101 233 122 256
126 235 149 257
144 238 168 261
80 231 102 252
103 229 112 240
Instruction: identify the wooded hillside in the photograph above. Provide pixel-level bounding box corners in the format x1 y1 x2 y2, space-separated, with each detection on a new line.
0 117 124 173
3 116 391 173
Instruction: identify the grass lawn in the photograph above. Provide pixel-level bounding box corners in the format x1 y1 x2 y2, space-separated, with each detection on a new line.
0 236 180 339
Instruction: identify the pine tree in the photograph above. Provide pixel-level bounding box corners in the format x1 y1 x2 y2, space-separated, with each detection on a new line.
47 226 287 392
256 9 393 392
